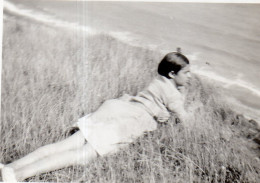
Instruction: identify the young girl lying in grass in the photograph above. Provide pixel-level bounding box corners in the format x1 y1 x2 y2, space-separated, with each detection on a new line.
1 50 191 182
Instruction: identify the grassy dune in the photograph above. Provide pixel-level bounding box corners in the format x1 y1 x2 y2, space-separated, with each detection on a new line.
1 14 260 182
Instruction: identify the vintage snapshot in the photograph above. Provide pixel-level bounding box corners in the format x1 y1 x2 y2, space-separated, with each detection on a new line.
1 0 260 182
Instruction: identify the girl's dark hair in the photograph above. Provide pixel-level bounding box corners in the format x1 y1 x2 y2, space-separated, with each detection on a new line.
158 52 189 78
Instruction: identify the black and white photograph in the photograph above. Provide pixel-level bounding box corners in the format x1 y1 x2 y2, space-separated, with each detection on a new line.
1 0 260 182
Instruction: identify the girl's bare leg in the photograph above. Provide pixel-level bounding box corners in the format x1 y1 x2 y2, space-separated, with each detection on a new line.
6 131 86 170
15 143 97 181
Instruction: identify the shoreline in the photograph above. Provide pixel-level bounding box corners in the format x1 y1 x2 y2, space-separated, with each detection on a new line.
3 0 260 123
1 5 260 182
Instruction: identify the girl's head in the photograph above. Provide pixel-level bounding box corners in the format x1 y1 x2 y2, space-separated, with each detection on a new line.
158 50 191 86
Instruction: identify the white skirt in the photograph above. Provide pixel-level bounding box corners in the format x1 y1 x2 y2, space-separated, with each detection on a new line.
77 98 157 156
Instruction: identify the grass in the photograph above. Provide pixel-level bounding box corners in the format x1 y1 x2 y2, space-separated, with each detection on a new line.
1 13 260 182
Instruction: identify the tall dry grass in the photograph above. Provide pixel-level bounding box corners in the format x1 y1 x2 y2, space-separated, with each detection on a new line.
1 14 259 182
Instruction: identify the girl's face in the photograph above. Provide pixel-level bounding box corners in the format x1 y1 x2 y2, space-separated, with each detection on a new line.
173 66 191 86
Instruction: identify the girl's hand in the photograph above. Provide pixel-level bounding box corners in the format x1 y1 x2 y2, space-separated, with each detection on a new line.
177 86 187 95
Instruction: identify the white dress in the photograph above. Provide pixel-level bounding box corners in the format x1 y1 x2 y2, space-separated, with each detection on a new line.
77 75 185 156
